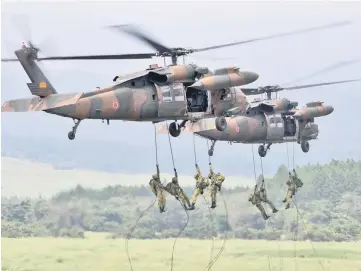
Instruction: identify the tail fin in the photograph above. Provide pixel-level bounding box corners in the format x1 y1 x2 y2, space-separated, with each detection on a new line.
8 43 57 97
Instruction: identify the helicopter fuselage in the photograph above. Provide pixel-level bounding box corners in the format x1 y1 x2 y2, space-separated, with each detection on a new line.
43 81 250 122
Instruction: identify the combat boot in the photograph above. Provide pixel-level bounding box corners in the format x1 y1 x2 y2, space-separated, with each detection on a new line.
211 201 216 209
273 208 279 213
285 203 290 210
282 198 286 203
188 203 195 210
263 214 270 220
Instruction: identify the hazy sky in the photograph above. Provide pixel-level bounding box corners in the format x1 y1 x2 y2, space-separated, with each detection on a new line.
1 1 361 176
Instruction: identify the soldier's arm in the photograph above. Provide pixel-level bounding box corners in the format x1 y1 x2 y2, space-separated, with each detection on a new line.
164 183 171 193
195 164 201 175
156 165 160 179
209 164 214 175
293 171 298 178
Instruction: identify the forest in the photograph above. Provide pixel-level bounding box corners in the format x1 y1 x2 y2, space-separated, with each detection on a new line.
2 159 361 242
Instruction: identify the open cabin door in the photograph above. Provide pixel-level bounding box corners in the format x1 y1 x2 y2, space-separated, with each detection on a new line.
156 82 187 118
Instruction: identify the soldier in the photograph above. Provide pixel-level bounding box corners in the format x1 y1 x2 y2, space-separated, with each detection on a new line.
189 164 209 210
248 184 270 220
209 166 225 209
149 173 166 213
282 169 303 209
258 179 278 214
165 175 192 210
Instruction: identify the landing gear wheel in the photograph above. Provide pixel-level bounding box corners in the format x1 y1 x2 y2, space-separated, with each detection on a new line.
169 122 181 137
258 145 267 157
68 119 81 140
208 140 216 157
215 116 227 131
68 131 75 140
301 141 310 153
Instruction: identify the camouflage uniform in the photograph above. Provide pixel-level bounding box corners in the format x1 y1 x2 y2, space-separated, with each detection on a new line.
189 165 209 210
258 180 279 214
248 185 270 220
210 167 225 209
283 170 303 209
149 173 166 213
165 176 191 210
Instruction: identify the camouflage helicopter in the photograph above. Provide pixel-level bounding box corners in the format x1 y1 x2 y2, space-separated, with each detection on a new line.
1 22 352 140
156 77 361 157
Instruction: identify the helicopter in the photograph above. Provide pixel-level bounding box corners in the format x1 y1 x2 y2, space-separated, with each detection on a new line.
156 98 335 157
156 75 361 157
1 21 352 140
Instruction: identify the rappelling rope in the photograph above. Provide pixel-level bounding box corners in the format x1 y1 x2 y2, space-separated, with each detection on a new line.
125 124 161 271
166 121 189 271
251 145 273 271
293 195 299 271
292 198 325 271
290 141 299 271
125 199 157 271
286 140 300 271
204 191 229 271
171 201 189 271
203 195 215 269
193 135 215 269
203 139 229 271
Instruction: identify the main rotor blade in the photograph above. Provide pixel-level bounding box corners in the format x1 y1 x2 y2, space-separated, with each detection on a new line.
193 21 351 53
107 24 171 54
1 58 20 62
283 79 361 90
282 58 361 86
36 53 156 61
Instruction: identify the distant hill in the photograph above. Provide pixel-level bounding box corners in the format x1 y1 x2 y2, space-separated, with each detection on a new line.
1 157 254 198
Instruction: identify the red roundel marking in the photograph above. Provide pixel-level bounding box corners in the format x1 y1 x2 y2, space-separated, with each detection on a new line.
113 101 119 109
236 126 240 133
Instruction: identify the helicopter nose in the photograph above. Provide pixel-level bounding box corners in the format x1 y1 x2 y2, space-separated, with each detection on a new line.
242 71 259 85
325 105 334 115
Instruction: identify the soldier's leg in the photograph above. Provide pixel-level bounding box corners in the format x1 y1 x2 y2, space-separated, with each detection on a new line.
180 190 191 207
265 199 278 213
285 190 292 209
190 188 200 209
210 186 217 208
158 189 166 213
256 203 270 220
283 188 291 203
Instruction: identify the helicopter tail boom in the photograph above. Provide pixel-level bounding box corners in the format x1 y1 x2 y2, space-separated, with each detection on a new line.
1 93 83 112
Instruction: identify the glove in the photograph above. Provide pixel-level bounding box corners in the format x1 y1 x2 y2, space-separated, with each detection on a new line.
293 169 296 172
195 163 198 168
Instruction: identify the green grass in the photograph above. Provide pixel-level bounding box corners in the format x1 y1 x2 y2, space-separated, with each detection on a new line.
2 233 361 271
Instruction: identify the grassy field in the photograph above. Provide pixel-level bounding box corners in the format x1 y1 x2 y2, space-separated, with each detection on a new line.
2 233 361 271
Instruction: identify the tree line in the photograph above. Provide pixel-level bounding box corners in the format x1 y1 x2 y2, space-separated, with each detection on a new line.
2 159 361 242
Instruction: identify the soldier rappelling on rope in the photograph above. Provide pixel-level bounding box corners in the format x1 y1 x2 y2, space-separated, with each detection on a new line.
165 172 192 211
149 169 167 213
283 169 303 209
189 164 209 210
209 164 225 209
249 179 278 220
